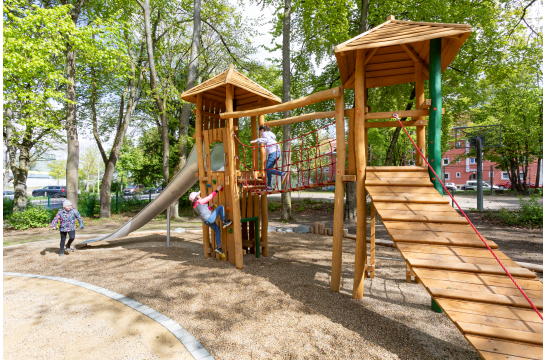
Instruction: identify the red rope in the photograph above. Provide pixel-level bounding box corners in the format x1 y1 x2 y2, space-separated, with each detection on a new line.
393 113 543 320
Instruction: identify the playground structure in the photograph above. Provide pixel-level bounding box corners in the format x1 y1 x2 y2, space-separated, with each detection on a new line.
82 15 542 359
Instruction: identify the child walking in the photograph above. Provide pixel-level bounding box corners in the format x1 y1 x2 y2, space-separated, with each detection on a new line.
189 186 232 256
250 125 288 191
51 200 84 256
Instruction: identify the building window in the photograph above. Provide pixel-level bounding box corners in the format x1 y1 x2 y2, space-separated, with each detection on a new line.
470 158 476 164
442 158 450 166
489 172 493 178
444 173 450 180
456 141 461 147
456 172 461 178
519 172 524 180
470 174 477 180
501 172 509 180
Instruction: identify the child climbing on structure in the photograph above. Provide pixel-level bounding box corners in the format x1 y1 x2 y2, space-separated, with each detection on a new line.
251 125 288 191
190 186 232 256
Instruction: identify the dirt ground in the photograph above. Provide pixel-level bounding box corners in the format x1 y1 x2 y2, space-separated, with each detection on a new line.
3 276 192 360
6 224 535 360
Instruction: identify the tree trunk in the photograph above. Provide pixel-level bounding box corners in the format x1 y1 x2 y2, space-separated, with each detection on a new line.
65 44 80 208
384 86 416 166
139 0 173 213
4 107 13 191
11 126 34 212
358 0 370 33
534 156 541 194
280 0 292 221
175 0 202 219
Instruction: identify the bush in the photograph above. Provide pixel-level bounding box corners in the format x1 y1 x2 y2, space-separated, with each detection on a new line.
3 198 14 217
79 192 99 217
496 195 543 227
7 207 55 230
268 201 281 211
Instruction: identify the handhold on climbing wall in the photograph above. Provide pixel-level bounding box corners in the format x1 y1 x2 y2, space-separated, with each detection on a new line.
226 207 231 212
212 179 217 184
206 183 212 188
228 228 233 233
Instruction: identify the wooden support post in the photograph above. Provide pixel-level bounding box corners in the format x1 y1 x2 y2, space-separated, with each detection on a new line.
415 61 426 166
429 38 443 194
196 94 211 258
258 112 269 257
330 86 345 292
353 49 368 300
225 84 244 268
348 110 356 175
406 264 413 283
370 202 376 278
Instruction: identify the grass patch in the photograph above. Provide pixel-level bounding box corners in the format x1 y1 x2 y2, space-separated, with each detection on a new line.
486 195 543 227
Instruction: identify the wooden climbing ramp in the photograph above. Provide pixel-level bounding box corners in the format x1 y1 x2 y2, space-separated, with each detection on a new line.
366 166 543 360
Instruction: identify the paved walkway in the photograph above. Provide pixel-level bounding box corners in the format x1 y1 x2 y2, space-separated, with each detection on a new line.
3 273 213 360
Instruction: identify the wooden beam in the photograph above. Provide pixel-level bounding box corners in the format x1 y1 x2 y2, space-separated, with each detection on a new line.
220 86 342 119
366 73 415 88
365 47 379 65
192 109 222 119
415 66 426 166
195 94 211 259
365 119 427 128
330 86 345 292
418 99 431 110
342 175 356 181
362 109 443 120
400 44 430 77
266 111 336 128
352 49 367 300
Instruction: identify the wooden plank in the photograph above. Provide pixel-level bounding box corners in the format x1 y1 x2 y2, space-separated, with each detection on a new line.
478 350 541 360
342 175 356 181
365 119 428 128
400 43 429 77
409 259 536 278
377 210 460 218
373 202 457 212
367 52 412 64
428 288 542 309
413 269 543 291
366 186 438 193
366 66 415 79
370 195 449 204
366 73 415 88
348 29 469 51
367 166 428 171
391 235 498 248
384 221 476 233
347 107 356 175
381 214 467 224
466 335 543 360
368 171 430 179
220 87 341 119
366 60 415 72
266 111 335 128
419 278 541 298
458 322 543 344
404 253 519 268
436 298 544 323
397 244 509 259
334 20 393 51
365 108 443 120
449 311 543 334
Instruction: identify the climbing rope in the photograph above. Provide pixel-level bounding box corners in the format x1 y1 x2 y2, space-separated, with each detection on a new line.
393 113 543 320
234 121 337 194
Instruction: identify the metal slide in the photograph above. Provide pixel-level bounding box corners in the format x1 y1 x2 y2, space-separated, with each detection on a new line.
80 143 225 245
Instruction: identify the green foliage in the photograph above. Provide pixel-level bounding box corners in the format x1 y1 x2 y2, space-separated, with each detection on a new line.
3 198 15 217
494 195 543 227
79 192 99 217
7 207 55 230
268 201 282 211
47 159 66 181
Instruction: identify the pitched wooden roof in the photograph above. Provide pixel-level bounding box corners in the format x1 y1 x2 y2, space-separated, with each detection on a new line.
335 16 471 89
180 65 281 108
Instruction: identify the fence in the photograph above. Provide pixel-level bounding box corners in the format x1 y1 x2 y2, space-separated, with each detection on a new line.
440 163 543 211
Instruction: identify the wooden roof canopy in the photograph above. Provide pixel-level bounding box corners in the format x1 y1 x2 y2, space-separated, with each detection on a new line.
180 64 281 110
335 15 471 89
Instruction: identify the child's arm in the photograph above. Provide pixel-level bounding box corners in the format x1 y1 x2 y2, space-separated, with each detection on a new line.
74 210 84 228
196 190 219 205
50 211 61 229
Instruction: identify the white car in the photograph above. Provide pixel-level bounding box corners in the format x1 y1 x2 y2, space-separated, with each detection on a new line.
3 190 14 200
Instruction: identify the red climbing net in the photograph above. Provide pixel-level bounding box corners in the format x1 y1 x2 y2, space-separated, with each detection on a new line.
234 121 338 194
394 113 543 320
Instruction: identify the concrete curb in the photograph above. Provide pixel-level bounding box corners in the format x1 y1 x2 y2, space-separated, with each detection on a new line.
3 272 214 360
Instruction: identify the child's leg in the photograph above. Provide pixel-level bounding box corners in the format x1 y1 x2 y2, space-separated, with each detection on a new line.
66 230 76 248
216 205 226 223
59 232 67 252
207 221 221 248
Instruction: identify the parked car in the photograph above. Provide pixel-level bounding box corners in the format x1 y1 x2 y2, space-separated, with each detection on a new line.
464 181 493 191
444 183 457 192
3 190 14 200
497 181 511 190
143 187 162 194
123 184 145 196
32 186 66 198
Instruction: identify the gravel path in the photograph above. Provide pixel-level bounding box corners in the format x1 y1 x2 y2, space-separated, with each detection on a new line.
3 232 482 359
3 275 193 359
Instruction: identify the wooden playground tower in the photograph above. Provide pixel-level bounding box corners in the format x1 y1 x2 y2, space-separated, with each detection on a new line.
181 17 543 359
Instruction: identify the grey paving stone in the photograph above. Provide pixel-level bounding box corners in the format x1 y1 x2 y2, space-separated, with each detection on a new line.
154 315 170 323
173 328 191 338
148 311 164 320
191 348 211 359
161 319 177 328
198 356 215 360
167 323 184 333
181 334 198 344
185 340 204 352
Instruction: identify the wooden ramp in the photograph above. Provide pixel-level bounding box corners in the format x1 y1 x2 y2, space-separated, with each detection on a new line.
366 166 543 360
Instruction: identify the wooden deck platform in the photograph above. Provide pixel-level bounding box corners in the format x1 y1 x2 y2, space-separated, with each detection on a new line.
365 166 543 360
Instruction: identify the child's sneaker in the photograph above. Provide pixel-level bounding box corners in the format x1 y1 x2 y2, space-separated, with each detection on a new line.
222 220 233 228
215 247 224 256
266 186 273 191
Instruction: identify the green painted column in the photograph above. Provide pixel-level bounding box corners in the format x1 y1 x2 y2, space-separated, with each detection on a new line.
428 38 443 195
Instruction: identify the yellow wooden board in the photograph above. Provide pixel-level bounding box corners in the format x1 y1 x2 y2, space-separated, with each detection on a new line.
435 298 543 323
408 259 536 278
465 335 543 360
413 269 543 290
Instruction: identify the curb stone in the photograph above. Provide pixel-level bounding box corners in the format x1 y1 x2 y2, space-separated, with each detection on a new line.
3 272 214 360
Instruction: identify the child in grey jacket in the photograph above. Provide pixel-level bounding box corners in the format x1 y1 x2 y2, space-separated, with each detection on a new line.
251 125 288 190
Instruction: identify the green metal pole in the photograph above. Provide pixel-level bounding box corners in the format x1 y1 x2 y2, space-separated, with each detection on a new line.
429 38 443 195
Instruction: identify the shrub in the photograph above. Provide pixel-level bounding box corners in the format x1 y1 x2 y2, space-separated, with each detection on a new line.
79 192 99 217
268 201 281 211
7 207 55 230
496 195 543 227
